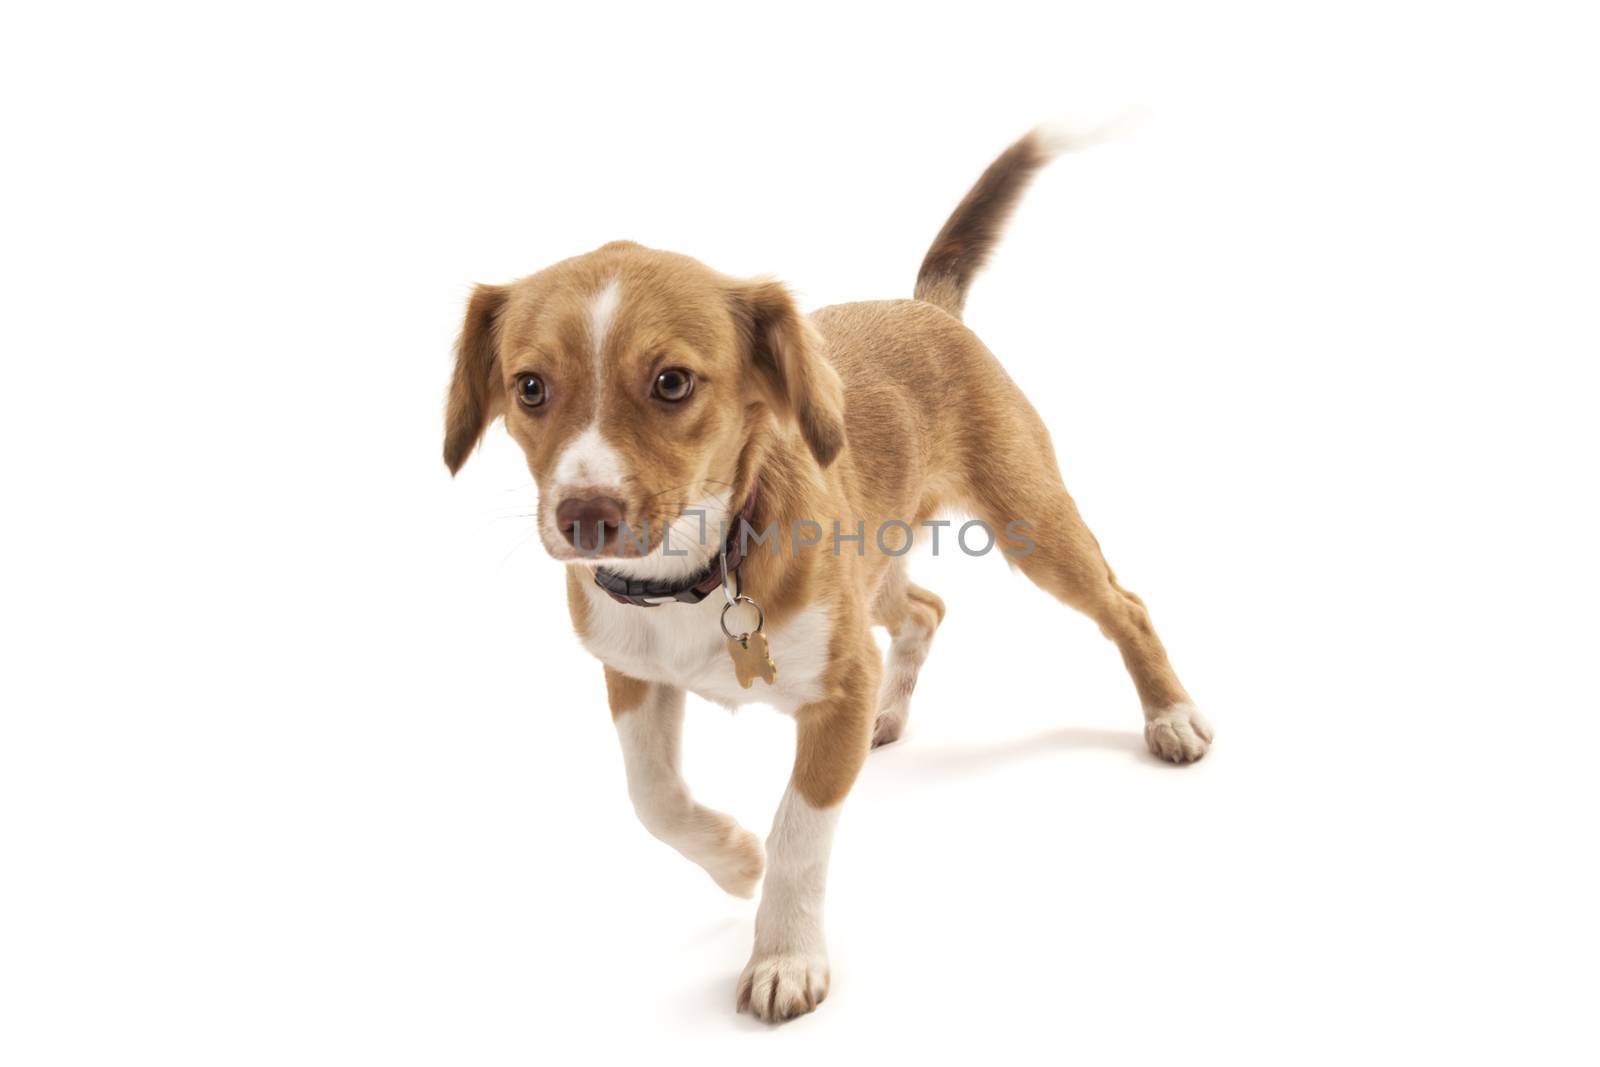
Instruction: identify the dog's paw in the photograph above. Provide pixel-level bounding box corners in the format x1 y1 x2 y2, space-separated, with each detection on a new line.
871 707 907 748
703 824 765 899
1144 703 1214 763
736 952 829 1022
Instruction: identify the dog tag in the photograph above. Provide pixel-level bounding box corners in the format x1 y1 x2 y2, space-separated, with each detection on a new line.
727 632 778 688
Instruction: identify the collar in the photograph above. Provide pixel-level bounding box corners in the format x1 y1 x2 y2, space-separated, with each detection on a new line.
592 486 759 607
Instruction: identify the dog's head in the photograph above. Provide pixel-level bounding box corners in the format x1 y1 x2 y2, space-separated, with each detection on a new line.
444 241 845 575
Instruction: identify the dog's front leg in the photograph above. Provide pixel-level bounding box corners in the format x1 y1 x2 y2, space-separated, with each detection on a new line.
607 667 765 897
737 651 875 1022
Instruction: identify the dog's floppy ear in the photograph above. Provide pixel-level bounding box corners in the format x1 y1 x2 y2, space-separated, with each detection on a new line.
443 283 510 475
730 279 846 468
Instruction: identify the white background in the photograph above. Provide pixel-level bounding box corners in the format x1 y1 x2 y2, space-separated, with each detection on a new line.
3 1 1597 1063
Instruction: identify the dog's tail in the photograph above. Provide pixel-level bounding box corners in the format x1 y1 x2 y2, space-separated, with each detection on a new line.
913 114 1141 320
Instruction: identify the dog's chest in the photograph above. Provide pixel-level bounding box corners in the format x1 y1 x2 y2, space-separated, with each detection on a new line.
578 585 832 712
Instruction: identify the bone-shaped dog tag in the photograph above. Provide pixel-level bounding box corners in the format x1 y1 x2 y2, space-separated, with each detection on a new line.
727 632 778 688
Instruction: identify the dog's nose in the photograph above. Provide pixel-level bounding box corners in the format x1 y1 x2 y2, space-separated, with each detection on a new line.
555 495 625 554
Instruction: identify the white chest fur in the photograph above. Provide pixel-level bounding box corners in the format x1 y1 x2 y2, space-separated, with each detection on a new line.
577 580 833 713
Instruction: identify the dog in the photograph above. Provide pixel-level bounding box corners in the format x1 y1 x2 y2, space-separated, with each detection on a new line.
442 124 1213 1022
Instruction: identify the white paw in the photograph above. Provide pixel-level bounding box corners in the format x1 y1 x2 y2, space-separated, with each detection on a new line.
736 952 829 1021
1144 703 1214 763
871 706 907 748
699 823 765 899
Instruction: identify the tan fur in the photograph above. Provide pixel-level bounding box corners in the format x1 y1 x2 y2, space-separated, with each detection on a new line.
915 130 1054 319
444 126 1210 1022
444 283 511 472
603 665 648 719
564 567 590 637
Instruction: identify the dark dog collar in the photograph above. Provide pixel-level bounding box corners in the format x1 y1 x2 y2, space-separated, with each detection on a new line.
593 488 759 607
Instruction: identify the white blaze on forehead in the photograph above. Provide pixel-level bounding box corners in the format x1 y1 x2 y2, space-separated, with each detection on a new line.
587 276 623 361
553 425 625 489
548 277 628 495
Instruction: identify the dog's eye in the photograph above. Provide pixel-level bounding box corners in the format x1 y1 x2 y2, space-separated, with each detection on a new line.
515 373 547 409
653 368 694 402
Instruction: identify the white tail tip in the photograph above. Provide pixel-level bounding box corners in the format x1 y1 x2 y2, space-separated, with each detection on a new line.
1034 106 1150 157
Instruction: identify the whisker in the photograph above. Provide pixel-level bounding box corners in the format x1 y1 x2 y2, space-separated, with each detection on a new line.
496 526 544 571
466 514 540 538
641 478 736 501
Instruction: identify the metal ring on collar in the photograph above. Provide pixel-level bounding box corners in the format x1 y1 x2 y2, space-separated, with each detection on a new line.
719 595 764 641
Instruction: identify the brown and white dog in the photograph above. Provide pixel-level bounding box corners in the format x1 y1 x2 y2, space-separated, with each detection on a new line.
443 125 1213 1022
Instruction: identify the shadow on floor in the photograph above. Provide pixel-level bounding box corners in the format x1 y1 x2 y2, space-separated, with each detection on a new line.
865 724 1150 782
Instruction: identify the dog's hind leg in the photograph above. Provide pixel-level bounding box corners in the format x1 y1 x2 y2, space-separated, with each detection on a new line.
606 668 766 896
868 559 945 747
958 407 1212 762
